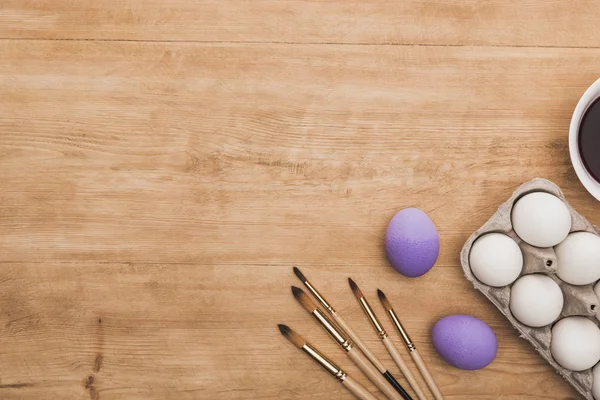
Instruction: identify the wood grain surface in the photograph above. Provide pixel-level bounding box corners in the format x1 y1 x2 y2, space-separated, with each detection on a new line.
1 2 599 399
2 1 600 46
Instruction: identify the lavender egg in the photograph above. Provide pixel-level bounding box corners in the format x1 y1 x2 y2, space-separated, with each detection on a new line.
432 315 498 370
385 208 439 277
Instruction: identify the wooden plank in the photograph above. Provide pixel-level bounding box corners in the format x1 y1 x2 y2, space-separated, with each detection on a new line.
1 41 600 265
0 262 580 399
1 1 600 47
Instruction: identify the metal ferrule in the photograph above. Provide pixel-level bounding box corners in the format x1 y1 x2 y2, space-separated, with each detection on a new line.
388 309 414 349
340 339 353 352
302 344 346 382
359 297 387 339
313 309 350 350
305 281 336 314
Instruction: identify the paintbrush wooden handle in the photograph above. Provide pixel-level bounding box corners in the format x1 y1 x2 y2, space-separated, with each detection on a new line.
332 313 386 372
342 375 379 400
409 349 445 400
382 337 427 400
348 348 403 400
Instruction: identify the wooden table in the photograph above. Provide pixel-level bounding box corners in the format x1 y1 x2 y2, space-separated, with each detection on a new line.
1 2 599 399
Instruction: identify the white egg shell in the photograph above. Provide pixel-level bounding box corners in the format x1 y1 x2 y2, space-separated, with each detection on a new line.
511 192 571 248
593 362 600 400
595 281 600 321
555 232 600 285
510 274 563 327
551 316 600 371
469 233 523 287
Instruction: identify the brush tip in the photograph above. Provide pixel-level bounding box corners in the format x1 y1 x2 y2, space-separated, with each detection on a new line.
278 324 305 348
377 289 392 309
348 277 363 297
278 324 290 335
293 267 306 282
291 285 317 312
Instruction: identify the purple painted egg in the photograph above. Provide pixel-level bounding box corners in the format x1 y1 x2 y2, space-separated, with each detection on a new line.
385 208 439 277
432 314 498 370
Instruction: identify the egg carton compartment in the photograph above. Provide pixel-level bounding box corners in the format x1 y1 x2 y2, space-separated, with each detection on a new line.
460 178 600 400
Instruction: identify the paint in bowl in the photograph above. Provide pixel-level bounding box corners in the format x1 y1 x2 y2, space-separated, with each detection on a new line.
569 78 600 201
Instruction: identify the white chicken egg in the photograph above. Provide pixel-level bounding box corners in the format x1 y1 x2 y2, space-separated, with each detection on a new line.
510 274 563 327
511 192 571 248
594 362 600 400
551 316 600 371
555 232 600 285
469 233 523 287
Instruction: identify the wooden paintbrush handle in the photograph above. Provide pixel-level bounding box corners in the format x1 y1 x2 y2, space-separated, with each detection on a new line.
382 337 427 400
348 348 403 400
410 349 445 400
332 313 386 372
342 375 379 400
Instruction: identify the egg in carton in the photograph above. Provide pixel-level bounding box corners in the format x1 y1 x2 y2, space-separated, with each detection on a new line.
460 178 600 400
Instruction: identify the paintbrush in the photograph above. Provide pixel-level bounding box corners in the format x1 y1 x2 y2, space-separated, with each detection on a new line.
292 286 404 400
349 279 428 400
293 267 412 400
378 289 445 400
278 324 378 400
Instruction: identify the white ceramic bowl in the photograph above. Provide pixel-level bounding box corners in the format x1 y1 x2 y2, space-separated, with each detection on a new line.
569 78 600 201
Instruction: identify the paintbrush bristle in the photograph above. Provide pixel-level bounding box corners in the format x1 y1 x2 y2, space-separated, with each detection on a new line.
291 286 317 313
278 324 305 349
293 267 307 282
377 289 392 311
348 277 363 298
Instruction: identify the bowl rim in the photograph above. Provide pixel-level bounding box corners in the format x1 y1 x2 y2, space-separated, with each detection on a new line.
569 78 600 201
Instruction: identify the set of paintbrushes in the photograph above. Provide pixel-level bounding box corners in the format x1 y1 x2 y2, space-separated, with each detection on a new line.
279 267 445 400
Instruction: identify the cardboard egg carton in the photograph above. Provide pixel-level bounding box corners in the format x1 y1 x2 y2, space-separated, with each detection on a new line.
460 178 600 400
